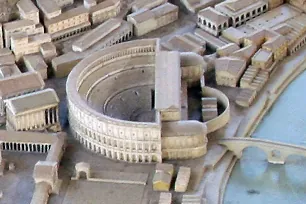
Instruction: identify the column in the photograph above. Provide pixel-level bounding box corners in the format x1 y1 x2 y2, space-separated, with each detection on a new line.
46 109 50 125
136 154 139 163
55 107 59 123
42 111 45 127
31 113 35 129
0 143 2 162
28 113 31 129
45 110 48 126
35 112 40 128
26 114 29 130
52 107 56 124
20 115 24 130
49 108 53 125
123 151 127 161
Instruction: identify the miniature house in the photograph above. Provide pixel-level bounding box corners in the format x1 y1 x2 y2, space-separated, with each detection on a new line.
215 57 247 87
251 49 273 70
23 54 48 80
153 171 172 191
197 7 229 36
156 163 174 176
174 166 191 192
0 72 45 119
5 88 61 132
127 3 178 36
153 163 174 191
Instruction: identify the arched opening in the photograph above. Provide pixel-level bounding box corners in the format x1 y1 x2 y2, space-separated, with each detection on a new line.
79 171 88 179
285 154 306 184
239 146 269 179
271 149 281 159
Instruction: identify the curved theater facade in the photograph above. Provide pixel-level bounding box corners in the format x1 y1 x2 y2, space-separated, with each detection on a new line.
67 39 229 163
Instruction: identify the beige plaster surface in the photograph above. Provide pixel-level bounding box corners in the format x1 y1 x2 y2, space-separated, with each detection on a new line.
62 180 146 204
3 1 306 204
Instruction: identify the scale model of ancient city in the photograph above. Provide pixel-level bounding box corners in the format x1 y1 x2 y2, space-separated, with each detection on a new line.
0 0 305 203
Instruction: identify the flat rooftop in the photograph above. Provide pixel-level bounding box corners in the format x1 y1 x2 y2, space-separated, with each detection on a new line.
5 88 59 115
45 6 88 27
237 4 302 32
155 51 181 110
17 0 39 14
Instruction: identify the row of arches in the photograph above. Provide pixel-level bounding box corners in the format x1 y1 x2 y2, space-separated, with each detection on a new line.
53 25 91 42
93 45 156 66
198 17 228 32
232 4 268 27
290 34 306 55
69 110 159 142
74 130 160 163
221 143 306 164
70 114 160 153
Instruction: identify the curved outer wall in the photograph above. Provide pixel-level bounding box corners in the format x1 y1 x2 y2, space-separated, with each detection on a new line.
202 86 230 133
66 39 163 163
161 120 208 159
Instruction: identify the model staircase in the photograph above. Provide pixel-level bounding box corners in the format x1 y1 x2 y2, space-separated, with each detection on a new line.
237 66 269 107
240 66 269 91
182 194 206 204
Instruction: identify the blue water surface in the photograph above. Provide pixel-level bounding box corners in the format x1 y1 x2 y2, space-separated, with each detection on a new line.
224 70 306 204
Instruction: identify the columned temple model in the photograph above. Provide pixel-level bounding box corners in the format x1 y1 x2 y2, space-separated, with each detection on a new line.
5 88 61 132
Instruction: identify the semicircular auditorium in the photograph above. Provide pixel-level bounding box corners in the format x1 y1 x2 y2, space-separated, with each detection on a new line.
66 38 230 163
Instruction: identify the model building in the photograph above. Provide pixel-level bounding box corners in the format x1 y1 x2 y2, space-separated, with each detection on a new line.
0 0 305 204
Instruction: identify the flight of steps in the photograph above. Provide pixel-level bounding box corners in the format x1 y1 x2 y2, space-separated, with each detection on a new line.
182 194 206 204
240 66 269 91
236 66 269 107
201 97 218 122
